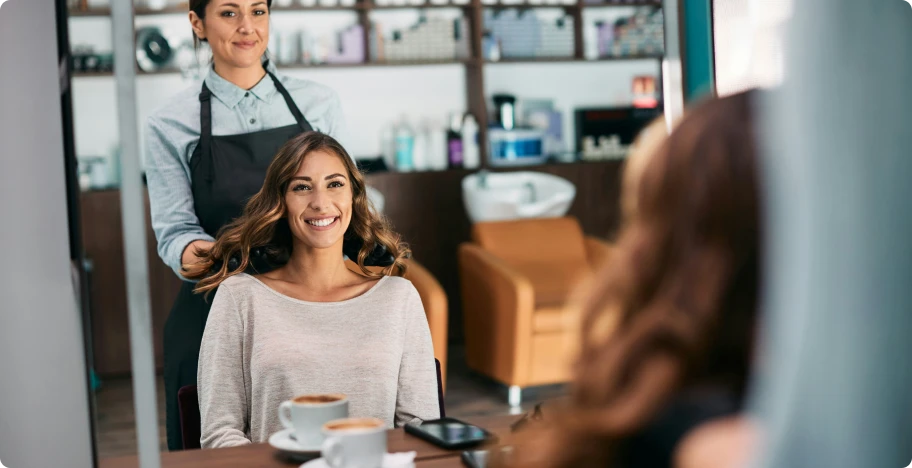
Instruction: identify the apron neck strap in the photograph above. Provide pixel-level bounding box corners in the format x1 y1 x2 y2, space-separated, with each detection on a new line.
266 71 311 133
196 65 313 178
198 83 214 182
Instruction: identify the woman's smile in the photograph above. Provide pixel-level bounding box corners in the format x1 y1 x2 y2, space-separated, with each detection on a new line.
305 216 339 231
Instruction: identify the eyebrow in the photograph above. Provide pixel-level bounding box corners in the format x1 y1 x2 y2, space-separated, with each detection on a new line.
290 173 348 182
219 2 266 8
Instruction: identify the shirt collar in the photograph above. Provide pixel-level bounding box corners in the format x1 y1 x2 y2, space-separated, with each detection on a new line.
204 59 279 108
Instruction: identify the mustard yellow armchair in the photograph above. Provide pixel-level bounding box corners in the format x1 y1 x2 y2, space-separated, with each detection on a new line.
348 259 448 390
458 217 612 406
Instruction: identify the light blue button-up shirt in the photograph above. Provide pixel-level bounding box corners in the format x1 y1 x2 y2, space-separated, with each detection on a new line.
144 61 345 277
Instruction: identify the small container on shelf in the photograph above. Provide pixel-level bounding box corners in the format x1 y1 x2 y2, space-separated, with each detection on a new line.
372 14 469 63
484 9 574 60
590 7 664 58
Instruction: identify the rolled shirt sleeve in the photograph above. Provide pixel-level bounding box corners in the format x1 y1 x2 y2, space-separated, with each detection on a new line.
144 116 214 278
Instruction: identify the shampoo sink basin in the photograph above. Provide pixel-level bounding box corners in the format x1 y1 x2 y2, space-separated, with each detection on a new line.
462 171 576 223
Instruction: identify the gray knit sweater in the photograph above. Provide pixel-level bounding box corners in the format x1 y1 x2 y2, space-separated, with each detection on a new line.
197 273 440 448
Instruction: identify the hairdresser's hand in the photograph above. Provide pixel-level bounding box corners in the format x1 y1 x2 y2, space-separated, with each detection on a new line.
181 239 214 267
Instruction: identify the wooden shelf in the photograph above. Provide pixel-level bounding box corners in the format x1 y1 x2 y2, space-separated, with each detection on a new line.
367 58 475 66
370 3 472 8
67 0 660 16
484 54 661 63
67 7 113 16
581 0 662 6
68 4 367 16
70 70 116 77
71 58 476 77
479 1 660 6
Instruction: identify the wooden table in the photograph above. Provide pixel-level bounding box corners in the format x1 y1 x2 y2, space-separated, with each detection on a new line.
99 415 519 468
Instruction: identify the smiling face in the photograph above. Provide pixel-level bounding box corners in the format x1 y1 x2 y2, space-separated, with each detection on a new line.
190 0 270 71
284 150 354 251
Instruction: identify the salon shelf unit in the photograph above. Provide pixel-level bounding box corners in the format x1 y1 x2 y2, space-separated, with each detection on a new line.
68 0 665 166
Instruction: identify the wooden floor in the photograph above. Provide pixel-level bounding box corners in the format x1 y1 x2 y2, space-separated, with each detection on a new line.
92 347 567 459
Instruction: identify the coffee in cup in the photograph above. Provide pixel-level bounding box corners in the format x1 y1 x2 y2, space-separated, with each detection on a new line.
294 394 346 405
321 417 387 468
278 393 348 449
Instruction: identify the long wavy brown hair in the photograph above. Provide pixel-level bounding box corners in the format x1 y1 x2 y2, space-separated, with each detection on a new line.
524 91 762 467
183 131 410 294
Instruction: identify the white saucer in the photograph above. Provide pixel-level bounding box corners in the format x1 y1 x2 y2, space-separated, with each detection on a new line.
268 428 322 456
300 453 416 468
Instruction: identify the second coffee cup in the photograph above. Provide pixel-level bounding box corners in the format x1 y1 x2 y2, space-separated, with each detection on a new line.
321 417 387 468
278 393 349 449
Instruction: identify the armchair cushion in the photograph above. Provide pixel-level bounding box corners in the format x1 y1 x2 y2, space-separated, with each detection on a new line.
513 261 594 307
472 217 588 267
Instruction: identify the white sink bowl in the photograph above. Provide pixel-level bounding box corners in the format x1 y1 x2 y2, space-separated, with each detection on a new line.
462 171 576 223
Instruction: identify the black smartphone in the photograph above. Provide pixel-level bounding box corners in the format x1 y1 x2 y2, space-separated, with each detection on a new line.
404 417 496 450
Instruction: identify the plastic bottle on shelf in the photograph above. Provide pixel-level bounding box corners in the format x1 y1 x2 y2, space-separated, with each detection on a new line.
584 22 599 60
380 123 396 170
394 117 415 172
461 113 480 169
427 118 449 171
447 112 464 169
413 123 429 171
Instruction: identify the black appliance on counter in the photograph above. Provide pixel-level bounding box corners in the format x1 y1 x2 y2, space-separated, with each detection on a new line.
574 106 662 152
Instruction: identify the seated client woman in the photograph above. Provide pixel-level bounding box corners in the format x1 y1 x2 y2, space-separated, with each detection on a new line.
185 131 440 448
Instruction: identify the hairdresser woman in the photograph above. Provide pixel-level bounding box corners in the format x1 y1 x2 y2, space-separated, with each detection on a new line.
143 0 350 450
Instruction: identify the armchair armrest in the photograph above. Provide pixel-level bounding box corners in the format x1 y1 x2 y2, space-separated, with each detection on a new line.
584 236 615 272
458 243 536 385
404 259 449 388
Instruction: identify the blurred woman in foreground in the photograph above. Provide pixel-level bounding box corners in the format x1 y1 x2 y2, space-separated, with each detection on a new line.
518 91 762 468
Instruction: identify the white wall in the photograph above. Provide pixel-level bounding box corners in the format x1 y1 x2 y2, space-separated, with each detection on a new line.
712 0 792 96
70 64 467 162
0 1 95 467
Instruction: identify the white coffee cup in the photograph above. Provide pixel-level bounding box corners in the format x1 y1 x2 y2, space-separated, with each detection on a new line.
321 418 387 468
278 394 349 449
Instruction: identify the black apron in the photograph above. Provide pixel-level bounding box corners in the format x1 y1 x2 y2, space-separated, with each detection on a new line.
163 70 312 451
